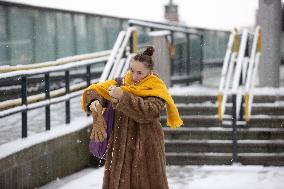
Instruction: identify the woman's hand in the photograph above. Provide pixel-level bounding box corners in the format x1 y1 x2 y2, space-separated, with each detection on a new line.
89 100 107 142
108 86 123 100
89 100 102 113
90 122 107 142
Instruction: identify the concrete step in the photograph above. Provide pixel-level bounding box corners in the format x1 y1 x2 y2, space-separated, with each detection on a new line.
223 104 284 116
246 116 284 128
251 104 284 115
163 127 284 140
162 103 217 116
166 103 284 116
237 152 284 166
160 115 284 128
222 116 284 128
166 152 284 166
166 152 233 165
165 140 284 153
161 115 221 127
172 95 216 104
172 94 284 104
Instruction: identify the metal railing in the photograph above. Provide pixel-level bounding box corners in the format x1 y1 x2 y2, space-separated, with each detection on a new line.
218 28 239 121
0 55 107 137
0 20 205 141
128 19 204 85
217 26 262 163
0 26 137 139
105 27 137 80
244 27 262 122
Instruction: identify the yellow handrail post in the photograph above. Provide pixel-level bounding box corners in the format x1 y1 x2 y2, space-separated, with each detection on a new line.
217 92 223 122
256 29 262 53
131 30 138 53
233 28 239 53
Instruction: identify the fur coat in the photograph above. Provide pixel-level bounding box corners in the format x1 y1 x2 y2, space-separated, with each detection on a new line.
85 90 169 189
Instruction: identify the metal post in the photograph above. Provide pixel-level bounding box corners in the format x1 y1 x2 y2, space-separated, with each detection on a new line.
65 70 70 124
45 73 50 130
239 97 244 121
86 65 91 87
21 76 28 138
238 43 247 121
232 94 238 163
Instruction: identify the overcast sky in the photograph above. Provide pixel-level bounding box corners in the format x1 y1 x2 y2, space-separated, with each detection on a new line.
1 0 264 30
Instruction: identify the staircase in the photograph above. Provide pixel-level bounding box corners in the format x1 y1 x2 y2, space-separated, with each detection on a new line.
161 94 284 166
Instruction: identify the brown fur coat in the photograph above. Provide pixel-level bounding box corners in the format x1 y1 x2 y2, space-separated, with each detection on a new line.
86 90 169 189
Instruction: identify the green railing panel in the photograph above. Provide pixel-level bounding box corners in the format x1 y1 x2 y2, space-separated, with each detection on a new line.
56 12 75 58
202 30 229 64
0 5 8 65
34 11 57 62
8 7 34 65
0 2 232 68
74 14 89 55
102 17 122 50
172 32 188 75
190 35 202 77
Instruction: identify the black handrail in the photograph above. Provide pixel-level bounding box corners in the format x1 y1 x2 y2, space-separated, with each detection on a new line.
45 73 51 130
0 57 107 138
21 76 28 138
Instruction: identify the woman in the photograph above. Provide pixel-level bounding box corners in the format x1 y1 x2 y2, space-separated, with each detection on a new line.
81 46 183 189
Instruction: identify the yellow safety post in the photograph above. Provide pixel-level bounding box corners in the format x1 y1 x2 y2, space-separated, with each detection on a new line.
233 28 239 53
256 29 262 53
132 30 138 53
244 93 249 122
217 92 223 122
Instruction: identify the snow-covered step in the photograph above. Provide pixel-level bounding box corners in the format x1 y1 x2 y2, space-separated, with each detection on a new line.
161 115 221 127
161 103 217 116
237 152 284 166
165 152 233 165
166 152 284 166
221 115 284 128
163 127 284 140
172 95 216 104
165 139 284 153
166 102 284 117
161 114 282 128
171 92 284 104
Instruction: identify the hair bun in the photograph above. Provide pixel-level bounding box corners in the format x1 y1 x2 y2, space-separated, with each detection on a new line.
143 46 155 56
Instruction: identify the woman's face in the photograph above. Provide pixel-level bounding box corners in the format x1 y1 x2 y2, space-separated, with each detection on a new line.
130 60 151 84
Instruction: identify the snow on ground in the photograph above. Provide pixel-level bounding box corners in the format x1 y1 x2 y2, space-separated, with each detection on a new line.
40 165 284 189
0 116 91 159
0 96 86 145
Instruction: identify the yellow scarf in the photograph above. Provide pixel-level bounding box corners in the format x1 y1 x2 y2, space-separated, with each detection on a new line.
81 71 183 129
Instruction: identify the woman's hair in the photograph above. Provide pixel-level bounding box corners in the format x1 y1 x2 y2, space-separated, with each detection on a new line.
133 46 155 70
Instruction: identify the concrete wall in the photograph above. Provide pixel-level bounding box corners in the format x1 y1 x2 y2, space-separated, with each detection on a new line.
0 125 92 189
